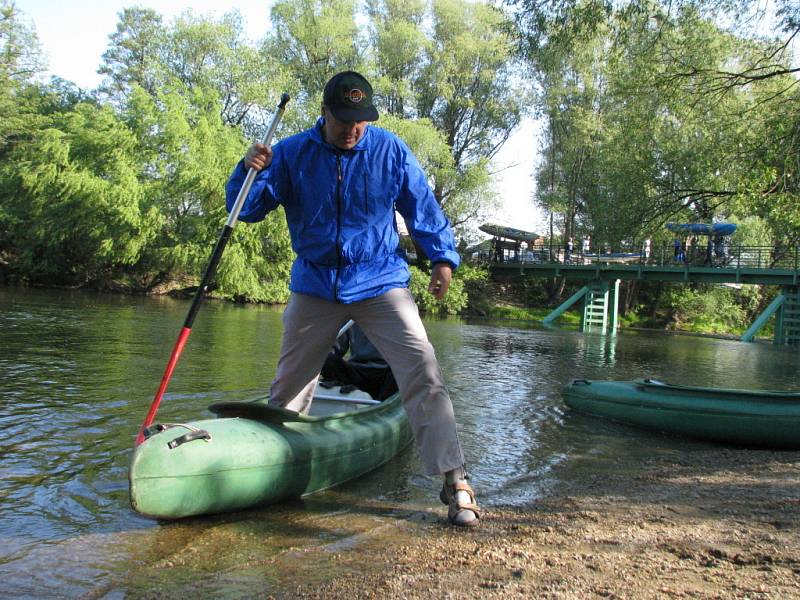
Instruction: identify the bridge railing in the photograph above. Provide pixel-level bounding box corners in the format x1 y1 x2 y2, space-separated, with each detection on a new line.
480 244 800 270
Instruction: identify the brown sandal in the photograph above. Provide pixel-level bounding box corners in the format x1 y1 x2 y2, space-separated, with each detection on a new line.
440 481 481 527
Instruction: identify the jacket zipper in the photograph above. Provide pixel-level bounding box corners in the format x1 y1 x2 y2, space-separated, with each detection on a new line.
333 154 343 302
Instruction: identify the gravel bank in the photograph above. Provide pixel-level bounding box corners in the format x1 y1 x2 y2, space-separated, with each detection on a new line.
289 448 800 599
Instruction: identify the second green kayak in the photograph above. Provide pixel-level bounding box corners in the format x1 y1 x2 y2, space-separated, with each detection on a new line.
562 378 800 449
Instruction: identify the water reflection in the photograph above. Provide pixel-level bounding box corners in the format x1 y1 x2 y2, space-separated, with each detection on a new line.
2 287 800 596
578 332 617 367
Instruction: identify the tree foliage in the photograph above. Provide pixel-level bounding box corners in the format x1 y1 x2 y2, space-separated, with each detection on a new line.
0 102 158 284
408 263 488 314
513 0 800 251
1 0 517 309
0 0 44 148
370 0 524 226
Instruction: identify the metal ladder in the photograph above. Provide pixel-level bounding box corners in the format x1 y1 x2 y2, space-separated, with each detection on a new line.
777 286 800 345
581 280 620 334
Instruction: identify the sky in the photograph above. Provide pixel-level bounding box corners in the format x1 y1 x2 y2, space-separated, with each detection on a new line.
16 0 546 236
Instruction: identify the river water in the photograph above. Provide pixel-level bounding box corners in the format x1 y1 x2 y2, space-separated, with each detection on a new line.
1 286 799 598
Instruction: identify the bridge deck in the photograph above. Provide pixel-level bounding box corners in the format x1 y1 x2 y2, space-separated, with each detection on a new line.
491 262 800 286
486 244 799 286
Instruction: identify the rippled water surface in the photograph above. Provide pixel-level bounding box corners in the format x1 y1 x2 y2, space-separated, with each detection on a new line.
2 286 799 597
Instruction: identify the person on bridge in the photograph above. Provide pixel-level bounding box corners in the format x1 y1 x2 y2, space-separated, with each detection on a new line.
492 237 504 263
714 234 728 265
686 236 695 263
704 237 715 266
565 237 574 263
673 238 685 263
225 70 479 527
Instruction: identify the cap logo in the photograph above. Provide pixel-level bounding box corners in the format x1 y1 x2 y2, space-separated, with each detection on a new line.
344 88 366 103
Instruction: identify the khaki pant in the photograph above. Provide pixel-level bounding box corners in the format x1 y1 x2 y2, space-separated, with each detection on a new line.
269 288 465 476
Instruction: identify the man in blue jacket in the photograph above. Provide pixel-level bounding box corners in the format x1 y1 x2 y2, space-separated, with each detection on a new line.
226 71 479 526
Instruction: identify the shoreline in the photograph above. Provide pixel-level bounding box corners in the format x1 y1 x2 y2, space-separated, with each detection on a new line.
464 314 761 343
286 446 800 599
1 281 766 342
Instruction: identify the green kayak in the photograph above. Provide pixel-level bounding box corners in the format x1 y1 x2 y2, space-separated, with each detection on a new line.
562 379 800 449
129 388 413 519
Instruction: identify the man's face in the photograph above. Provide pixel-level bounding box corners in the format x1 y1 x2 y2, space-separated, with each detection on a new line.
321 106 368 150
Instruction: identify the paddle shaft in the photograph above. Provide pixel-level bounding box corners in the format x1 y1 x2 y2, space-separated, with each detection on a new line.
135 93 291 446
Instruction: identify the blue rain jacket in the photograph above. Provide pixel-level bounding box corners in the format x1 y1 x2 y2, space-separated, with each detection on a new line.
225 119 460 304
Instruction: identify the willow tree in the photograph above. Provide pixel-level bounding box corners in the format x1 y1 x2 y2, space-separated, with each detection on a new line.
366 0 429 117
533 16 608 247
584 8 751 238
98 7 165 101
0 1 45 263
94 8 296 299
0 102 160 285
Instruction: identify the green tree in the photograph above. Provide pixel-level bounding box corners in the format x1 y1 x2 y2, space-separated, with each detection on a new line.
527 2 799 251
263 0 521 230
366 0 428 117
123 85 294 299
97 8 296 298
100 7 290 138
0 0 44 147
0 102 159 285
363 0 522 232
266 0 363 125
98 7 165 100
515 0 799 248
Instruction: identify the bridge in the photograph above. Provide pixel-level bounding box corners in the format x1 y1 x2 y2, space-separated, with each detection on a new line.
482 243 800 345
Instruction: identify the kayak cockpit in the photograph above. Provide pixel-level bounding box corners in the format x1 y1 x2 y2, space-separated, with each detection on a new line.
208 384 385 423
307 390 380 416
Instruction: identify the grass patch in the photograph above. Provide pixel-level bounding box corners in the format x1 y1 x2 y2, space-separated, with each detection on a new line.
485 304 582 326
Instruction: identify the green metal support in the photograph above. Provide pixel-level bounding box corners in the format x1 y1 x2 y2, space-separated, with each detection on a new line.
543 280 621 335
543 285 590 325
741 294 785 342
779 286 800 345
610 279 620 335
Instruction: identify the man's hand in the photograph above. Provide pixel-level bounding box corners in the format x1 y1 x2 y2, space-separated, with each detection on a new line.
245 143 273 171
428 262 452 300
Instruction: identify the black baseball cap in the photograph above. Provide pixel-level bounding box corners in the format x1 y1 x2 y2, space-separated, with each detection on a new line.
323 71 379 122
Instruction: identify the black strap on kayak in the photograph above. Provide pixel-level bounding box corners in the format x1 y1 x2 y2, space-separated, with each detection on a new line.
141 422 212 448
167 429 212 449
142 423 175 439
